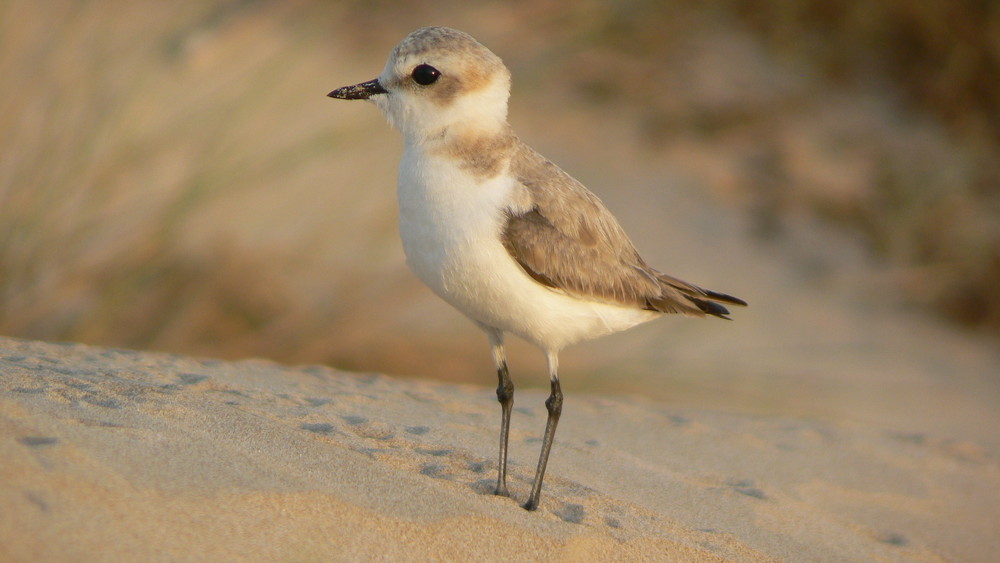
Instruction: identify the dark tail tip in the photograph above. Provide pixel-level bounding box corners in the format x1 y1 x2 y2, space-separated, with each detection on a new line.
703 289 747 308
693 298 733 320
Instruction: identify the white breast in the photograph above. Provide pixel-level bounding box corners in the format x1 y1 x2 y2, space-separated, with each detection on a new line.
396 145 510 291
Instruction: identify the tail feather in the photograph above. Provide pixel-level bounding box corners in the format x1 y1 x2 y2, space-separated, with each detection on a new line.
653 271 747 319
700 289 747 308
691 297 734 320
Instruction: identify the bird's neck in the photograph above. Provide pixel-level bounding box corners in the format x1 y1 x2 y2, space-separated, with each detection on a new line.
403 121 517 182
405 114 507 145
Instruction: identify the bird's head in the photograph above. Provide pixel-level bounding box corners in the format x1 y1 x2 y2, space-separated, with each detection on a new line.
329 26 512 143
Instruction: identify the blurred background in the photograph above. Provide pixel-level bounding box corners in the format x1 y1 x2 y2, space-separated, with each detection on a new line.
2 0 998 443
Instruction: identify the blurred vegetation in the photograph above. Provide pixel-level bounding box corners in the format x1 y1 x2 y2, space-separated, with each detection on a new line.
0 1 405 365
561 0 1000 330
729 0 999 329
1 0 997 376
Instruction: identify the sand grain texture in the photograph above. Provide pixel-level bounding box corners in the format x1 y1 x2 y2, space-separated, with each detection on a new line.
3 337 998 561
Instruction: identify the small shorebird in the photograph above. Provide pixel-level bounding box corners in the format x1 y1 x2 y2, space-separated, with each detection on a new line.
328 26 745 511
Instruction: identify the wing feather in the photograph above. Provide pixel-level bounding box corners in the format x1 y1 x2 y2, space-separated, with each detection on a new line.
501 141 736 316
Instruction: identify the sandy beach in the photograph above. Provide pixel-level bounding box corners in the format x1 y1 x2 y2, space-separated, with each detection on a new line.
2 335 998 561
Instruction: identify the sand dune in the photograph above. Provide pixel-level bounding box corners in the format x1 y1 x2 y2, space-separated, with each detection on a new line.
2 336 997 561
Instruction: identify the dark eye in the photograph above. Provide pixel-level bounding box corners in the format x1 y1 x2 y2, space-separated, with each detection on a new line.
411 64 441 86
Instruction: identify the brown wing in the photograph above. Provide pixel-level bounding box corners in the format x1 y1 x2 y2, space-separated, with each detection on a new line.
502 141 719 316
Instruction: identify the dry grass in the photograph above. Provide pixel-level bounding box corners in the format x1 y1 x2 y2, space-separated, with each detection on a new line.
0 1 405 363
1 0 997 382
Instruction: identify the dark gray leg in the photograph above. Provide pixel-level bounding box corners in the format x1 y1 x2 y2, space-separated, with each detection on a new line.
523 351 563 511
488 330 514 497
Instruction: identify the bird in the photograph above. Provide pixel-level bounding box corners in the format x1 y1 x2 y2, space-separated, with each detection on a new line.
328 26 746 511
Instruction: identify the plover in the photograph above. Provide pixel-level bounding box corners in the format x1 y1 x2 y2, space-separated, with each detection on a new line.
328 26 746 511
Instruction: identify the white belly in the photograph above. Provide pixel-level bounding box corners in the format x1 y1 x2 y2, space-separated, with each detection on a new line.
397 149 657 352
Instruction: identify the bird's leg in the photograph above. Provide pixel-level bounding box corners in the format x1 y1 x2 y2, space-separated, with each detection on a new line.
523 351 563 511
488 330 514 497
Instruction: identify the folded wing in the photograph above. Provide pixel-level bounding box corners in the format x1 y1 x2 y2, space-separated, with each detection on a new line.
502 141 746 319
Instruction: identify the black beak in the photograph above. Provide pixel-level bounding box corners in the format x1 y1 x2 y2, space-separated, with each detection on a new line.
327 78 387 100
